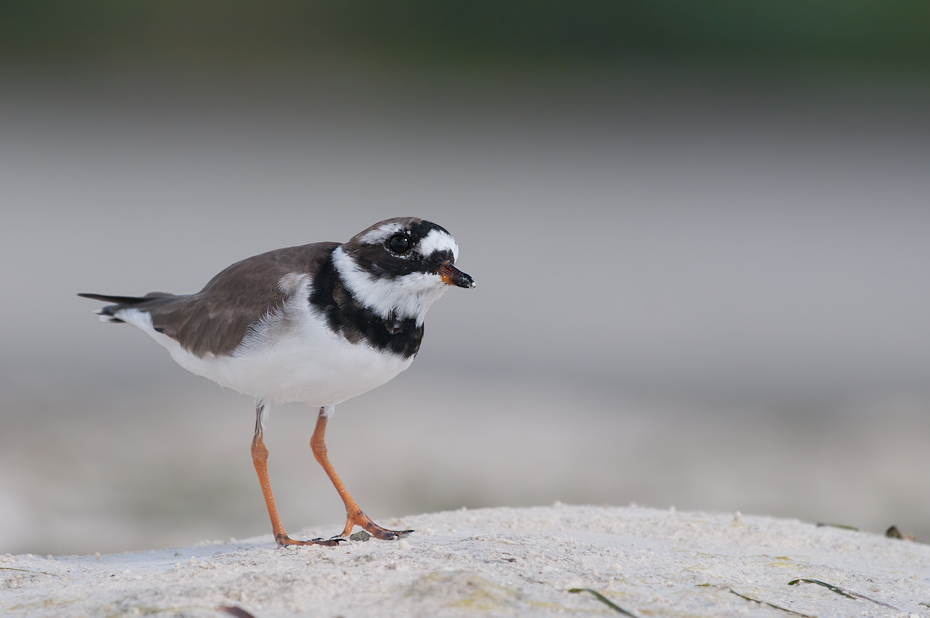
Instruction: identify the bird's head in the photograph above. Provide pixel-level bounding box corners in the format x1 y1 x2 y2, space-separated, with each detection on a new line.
333 217 475 324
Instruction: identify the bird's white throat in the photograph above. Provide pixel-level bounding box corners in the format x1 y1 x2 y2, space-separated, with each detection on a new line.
332 246 449 326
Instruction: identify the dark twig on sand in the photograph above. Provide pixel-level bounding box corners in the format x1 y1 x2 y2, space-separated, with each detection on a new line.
0 566 60 577
729 588 816 617
788 579 898 610
569 588 640 617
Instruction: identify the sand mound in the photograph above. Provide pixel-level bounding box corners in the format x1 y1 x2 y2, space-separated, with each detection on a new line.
2 505 928 617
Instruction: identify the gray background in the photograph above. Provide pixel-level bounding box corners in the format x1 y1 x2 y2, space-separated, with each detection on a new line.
1 68 929 555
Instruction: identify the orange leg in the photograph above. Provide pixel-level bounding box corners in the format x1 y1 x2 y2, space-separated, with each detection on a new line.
251 403 341 547
311 407 413 540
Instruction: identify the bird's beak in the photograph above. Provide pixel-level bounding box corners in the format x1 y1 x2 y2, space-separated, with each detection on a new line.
438 261 476 289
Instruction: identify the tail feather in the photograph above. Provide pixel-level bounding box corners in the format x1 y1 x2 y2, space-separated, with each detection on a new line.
78 292 174 323
77 293 160 305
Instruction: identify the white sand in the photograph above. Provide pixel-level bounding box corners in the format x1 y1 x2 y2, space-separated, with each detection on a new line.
2 505 928 617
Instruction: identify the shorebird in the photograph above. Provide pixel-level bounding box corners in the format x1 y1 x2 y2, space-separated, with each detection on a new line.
80 217 475 546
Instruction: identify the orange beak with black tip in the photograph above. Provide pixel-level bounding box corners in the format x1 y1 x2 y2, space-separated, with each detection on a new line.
438 261 476 289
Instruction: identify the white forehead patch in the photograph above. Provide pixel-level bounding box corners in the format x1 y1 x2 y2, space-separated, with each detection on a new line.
418 229 459 261
360 223 404 245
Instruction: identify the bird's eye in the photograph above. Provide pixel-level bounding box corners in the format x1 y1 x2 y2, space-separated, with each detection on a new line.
388 234 412 254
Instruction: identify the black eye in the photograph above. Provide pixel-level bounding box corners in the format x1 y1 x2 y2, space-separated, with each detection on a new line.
388 234 412 254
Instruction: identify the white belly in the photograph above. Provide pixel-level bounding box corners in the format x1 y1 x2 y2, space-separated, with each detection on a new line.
116 291 414 406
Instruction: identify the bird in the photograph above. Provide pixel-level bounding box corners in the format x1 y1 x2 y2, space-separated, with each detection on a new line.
79 217 475 547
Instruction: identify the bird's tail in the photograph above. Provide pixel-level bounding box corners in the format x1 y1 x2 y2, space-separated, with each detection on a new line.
77 292 175 323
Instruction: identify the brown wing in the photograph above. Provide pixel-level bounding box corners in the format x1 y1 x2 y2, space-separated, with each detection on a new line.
84 242 339 358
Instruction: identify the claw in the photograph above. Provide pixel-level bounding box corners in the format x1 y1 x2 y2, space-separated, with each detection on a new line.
380 529 414 540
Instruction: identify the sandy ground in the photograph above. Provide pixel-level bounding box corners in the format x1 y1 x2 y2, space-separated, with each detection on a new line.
2 505 928 617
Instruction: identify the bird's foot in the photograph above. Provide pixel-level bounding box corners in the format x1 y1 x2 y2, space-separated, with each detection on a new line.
342 510 414 541
275 533 345 548
360 522 415 541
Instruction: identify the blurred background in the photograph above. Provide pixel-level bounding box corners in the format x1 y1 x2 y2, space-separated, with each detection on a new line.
1 1 929 556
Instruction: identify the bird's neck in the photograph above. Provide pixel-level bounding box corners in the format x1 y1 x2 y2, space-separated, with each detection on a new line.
309 248 424 358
